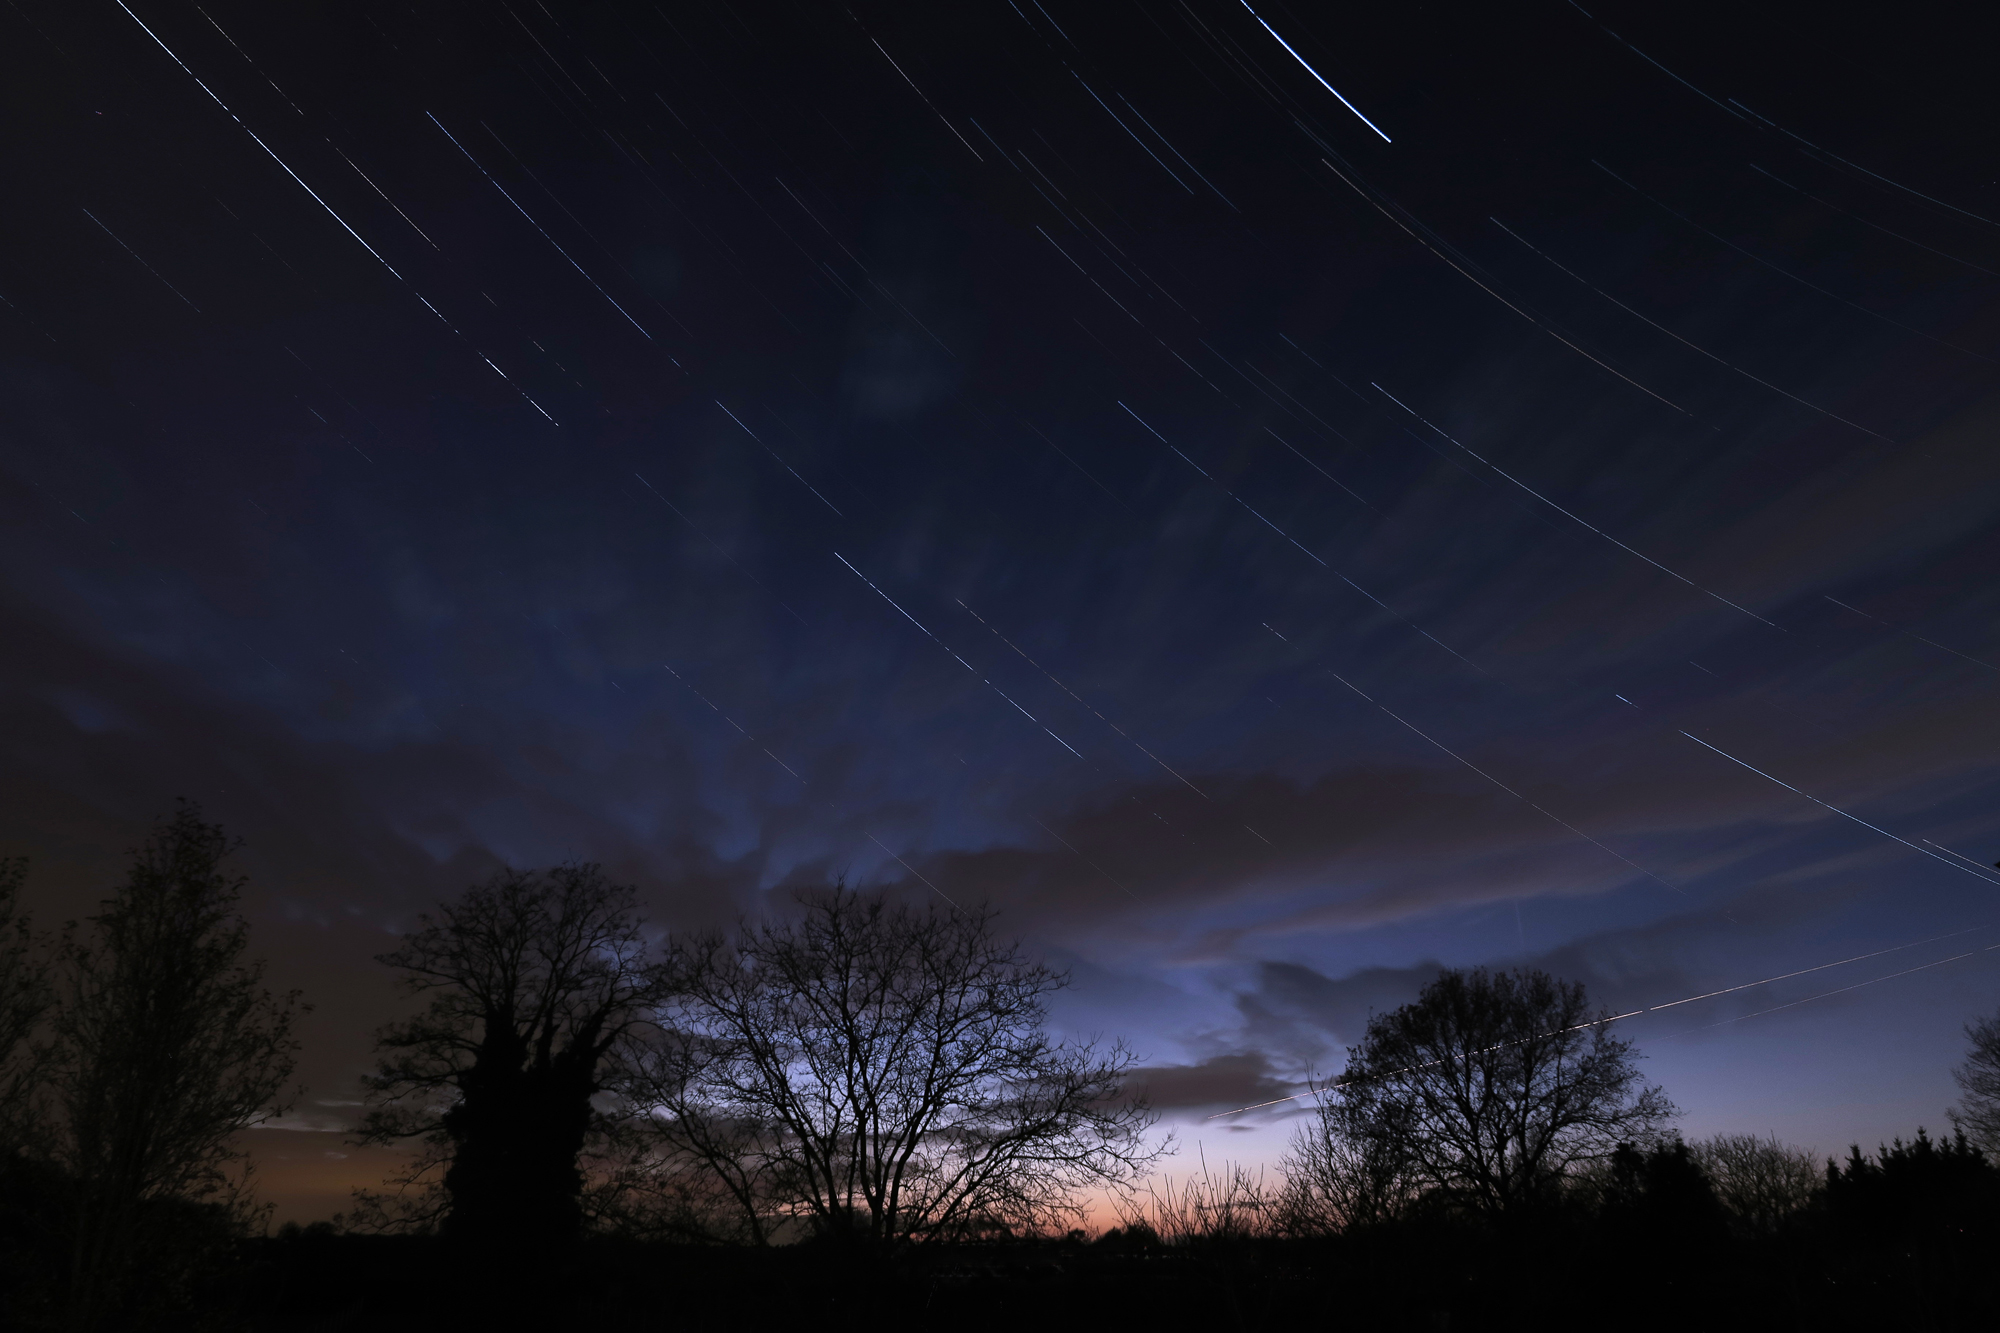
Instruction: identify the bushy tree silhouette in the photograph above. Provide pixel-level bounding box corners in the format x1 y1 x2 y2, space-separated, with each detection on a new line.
0 857 48 1152
0 859 58 1327
41 804 303 1330
1950 1008 2000 1154
1691 1133 1820 1234
1599 1139 1728 1247
1316 967 1673 1217
356 864 653 1250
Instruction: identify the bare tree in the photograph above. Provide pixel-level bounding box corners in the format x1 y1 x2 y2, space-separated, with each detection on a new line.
628 885 1162 1246
42 804 304 1329
1277 1085 1416 1234
0 856 50 1150
355 864 653 1247
1950 1008 2000 1155
1690 1133 1821 1233
1321 968 1673 1216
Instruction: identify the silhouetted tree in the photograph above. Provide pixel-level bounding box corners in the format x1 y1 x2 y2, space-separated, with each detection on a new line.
0 857 49 1150
1949 1007 2000 1154
0 857 58 1327
628 885 1161 1246
1277 1087 1414 1234
41 805 304 1330
1598 1138 1728 1247
356 864 653 1249
1691 1132 1821 1234
1316 968 1673 1216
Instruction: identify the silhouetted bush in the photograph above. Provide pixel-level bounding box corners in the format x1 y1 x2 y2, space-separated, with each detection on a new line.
1597 1138 1730 1263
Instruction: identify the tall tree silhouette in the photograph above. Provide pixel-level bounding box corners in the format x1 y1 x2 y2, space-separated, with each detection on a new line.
357 865 652 1248
1316 968 1672 1216
1950 1007 2000 1154
0 857 49 1152
43 804 303 1330
628 885 1160 1246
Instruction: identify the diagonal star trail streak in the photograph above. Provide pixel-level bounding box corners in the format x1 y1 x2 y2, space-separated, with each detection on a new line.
1117 402 1488 674
1320 157 1699 420
1236 0 1391 142
426 112 655 341
1371 385 1778 626
1679 733 2000 886
1491 217 1890 439
112 0 560 423
1208 922 2000 1118
833 553 1086 760
80 208 202 311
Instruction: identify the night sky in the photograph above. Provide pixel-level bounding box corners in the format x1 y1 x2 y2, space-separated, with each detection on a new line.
5 0 2000 1223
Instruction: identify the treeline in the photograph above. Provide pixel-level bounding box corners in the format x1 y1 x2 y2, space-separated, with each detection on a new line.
2 808 1998 1331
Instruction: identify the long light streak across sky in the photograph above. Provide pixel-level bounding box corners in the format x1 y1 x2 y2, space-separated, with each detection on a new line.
1208 922 2000 1118
112 0 560 423
426 112 655 340
1116 402 1482 671
714 402 844 516
1660 943 2000 1037
1679 732 2000 886
956 599 1209 798
80 208 202 311
1564 0 2000 230
1371 384 1775 626
1236 1 1392 143
833 554 1085 759
1490 217 1889 439
114 0 399 274
1319 157 1699 421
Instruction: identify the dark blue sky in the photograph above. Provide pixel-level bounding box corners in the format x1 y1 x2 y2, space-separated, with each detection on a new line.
4 0 1999 1219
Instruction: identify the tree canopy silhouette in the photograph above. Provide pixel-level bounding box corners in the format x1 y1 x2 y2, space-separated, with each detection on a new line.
1312 967 1672 1217
356 864 653 1248
1825 1126 2000 1246
0 857 48 1152
1598 1138 1728 1249
1691 1132 1821 1234
41 804 303 1329
1950 1006 2000 1155
627 885 1161 1246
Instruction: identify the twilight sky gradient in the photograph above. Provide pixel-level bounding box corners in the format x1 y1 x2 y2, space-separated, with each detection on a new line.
4 0 2000 1222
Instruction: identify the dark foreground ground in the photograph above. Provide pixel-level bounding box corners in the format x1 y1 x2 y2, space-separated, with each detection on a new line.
8 1138 1994 1333
229 1218 1988 1333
